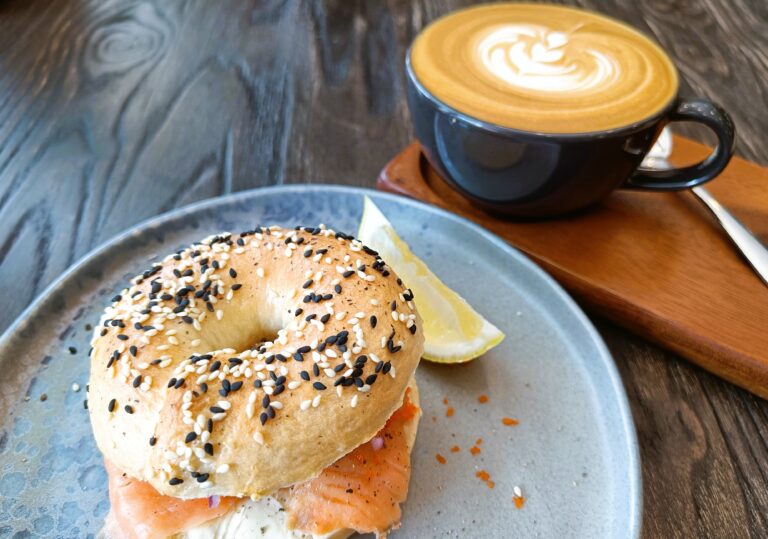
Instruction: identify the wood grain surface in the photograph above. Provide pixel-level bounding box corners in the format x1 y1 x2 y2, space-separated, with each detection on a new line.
0 1 766 537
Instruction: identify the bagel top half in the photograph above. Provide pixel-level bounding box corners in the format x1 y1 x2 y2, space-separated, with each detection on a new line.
88 225 423 499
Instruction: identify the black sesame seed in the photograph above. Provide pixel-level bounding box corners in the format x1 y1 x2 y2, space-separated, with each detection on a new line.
273 385 285 396
343 270 355 278
68 346 77 355
204 443 214 456
254 379 263 388
365 374 377 385
334 363 346 372
124 405 134 414
210 406 225 413
354 377 364 388
409 324 417 335
200 382 208 393
182 316 194 324
320 314 331 324
297 345 311 354
275 354 287 362
231 283 242 291
174 378 185 389
169 478 183 486
334 284 342 294
313 364 320 376
196 473 210 483
149 436 157 446
83 399 88 410
210 360 221 372
304 249 313 258
295 308 304 317
391 300 397 311
382 362 392 374
302 279 313 289
375 361 384 373
132 375 142 388
185 431 197 443
228 357 243 365
262 395 271 408
207 419 213 433
117 334 129 341
313 382 327 390
317 342 327 352
300 371 310 381
222 379 231 391
108 399 116 412
334 376 346 387
322 293 333 300
230 381 243 392
267 406 276 418
229 268 237 278
260 413 268 425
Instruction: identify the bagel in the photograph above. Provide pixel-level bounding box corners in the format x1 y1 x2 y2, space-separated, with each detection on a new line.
88 224 424 501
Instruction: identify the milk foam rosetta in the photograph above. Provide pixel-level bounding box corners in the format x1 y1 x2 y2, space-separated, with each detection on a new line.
410 3 679 133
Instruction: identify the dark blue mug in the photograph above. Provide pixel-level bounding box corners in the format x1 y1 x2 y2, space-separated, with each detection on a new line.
405 53 736 218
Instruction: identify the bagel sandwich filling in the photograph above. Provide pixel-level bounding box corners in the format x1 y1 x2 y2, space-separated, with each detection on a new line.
88 225 424 539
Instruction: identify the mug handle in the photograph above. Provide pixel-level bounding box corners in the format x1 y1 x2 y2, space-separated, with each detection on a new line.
624 97 735 190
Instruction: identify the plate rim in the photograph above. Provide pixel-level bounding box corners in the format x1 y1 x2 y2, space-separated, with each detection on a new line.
0 184 642 537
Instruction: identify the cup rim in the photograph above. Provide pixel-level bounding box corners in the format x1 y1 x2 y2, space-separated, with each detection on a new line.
405 51 678 140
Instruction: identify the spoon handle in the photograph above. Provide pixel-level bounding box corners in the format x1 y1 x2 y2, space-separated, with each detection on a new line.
691 186 768 287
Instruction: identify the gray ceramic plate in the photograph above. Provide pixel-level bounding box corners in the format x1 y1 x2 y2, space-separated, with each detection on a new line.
0 185 640 538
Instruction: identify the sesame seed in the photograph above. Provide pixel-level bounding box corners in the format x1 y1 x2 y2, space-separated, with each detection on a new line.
107 399 116 412
313 382 326 390
124 405 134 414
204 443 214 456
169 478 183 486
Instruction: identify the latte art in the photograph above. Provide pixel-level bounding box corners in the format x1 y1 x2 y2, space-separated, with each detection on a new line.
477 26 620 94
410 4 679 133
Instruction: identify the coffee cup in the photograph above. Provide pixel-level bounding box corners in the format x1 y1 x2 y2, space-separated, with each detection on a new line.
405 3 735 218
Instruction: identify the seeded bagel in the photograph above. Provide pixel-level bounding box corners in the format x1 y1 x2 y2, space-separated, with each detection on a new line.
88 225 423 499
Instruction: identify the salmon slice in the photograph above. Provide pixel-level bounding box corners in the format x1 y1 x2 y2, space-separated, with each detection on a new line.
103 460 239 539
279 392 420 537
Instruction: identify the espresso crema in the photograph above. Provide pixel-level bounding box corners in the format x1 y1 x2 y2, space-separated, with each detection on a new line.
410 3 679 133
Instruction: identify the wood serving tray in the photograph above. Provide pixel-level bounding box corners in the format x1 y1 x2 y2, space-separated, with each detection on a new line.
378 136 768 398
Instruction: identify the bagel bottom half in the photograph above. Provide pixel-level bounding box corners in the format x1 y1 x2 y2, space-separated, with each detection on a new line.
99 378 421 539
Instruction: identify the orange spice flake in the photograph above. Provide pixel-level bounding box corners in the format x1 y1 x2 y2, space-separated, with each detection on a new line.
475 470 490 482
442 397 449 405
475 470 494 489
450 445 461 453
513 495 526 509
446 406 455 418
475 438 483 445
478 394 489 403
502 417 519 426
435 453 446 464
470 446 481 456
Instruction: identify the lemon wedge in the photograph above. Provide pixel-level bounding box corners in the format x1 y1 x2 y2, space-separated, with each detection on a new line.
357 196 504 363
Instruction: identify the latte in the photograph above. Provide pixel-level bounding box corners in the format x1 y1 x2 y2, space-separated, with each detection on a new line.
410 3 679 133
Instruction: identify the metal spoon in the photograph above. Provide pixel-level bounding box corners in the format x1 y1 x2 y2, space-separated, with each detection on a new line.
642 128 768 287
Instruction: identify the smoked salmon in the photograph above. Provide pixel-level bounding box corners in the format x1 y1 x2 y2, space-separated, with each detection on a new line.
279 393 420 537
103 460 238 539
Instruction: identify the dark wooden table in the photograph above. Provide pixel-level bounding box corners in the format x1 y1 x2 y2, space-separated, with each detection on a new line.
0 1 766 537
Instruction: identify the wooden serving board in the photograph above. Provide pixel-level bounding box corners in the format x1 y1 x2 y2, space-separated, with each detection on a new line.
378 136 768 399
